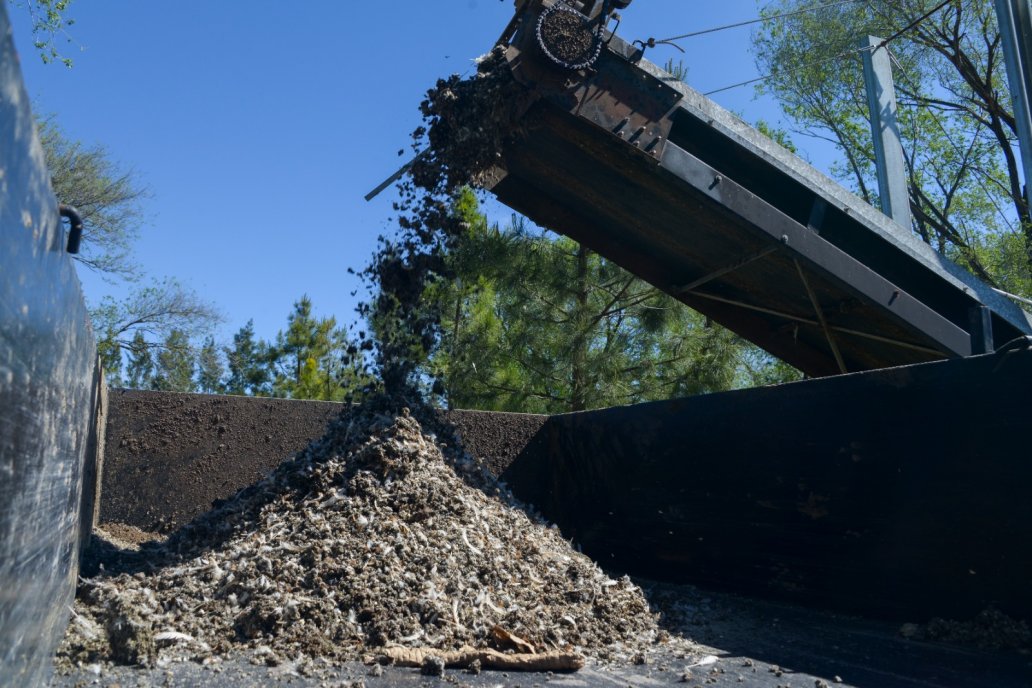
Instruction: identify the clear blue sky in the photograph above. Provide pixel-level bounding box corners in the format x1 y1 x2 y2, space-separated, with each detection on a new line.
9 0 826 346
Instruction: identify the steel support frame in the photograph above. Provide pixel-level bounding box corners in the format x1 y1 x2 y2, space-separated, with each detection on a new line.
795 259 849 373
659 142 972 358
686 291 946 356
995 0 1032 220
861 35 912 230
673 246 778 294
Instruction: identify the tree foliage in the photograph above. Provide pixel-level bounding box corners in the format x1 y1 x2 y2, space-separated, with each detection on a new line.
270 296 369 401
753 0 1032 297
38 116 225 385
18 0 75 66
224 320 274 397
153 330 195 393
88 277 223 378
39 117 148 281
110 297 371 401
403 191 770 413
125 331 154 390
197 336 225 394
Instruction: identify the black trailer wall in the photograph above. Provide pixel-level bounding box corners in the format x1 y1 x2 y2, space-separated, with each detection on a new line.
502 346 1032 622
0 6 103 685
100 348 1032 625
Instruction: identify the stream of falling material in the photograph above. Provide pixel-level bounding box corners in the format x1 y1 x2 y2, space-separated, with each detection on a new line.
357 46 524 401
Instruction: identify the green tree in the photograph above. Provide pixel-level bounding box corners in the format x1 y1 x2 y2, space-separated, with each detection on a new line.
40 118 146 281
196 335 225 394
425 192 747 413
125 331 155 389
272 296 334 395
224 320 273 396
39 117 223 384
17 0 76 66
89 277 223 382
271 297 368 400
96 325 123 387
753 0 1032 296
152 329 195 392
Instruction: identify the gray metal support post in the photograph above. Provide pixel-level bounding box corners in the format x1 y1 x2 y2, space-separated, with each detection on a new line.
861 35 912 231
995 0 1032 218
969 305 995 354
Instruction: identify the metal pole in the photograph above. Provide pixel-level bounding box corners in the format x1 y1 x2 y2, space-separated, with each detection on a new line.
861 35 912 231
995 0 1032 218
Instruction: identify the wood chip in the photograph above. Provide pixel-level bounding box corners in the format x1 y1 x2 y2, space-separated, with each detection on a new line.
382 645 584 672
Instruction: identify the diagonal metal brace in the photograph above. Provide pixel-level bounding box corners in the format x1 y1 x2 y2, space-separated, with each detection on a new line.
659 143 972 358
673 245 778 294
364 149 427 202
795 259 847 374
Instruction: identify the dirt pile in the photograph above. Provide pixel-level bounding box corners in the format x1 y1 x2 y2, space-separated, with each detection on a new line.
59 402 683 673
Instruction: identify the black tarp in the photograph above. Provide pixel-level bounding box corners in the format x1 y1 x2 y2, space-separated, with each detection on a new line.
502 345 1032 623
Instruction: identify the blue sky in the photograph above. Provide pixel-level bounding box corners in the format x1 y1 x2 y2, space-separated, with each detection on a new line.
9 1 822 346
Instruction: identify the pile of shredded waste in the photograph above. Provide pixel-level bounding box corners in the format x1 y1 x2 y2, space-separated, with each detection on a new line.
58 403 685 674
57 47 692 678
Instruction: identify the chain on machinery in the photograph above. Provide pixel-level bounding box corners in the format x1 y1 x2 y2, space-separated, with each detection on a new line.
535 1 613 70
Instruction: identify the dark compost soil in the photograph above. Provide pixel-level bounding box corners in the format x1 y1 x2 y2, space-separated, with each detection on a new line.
102 389 547 534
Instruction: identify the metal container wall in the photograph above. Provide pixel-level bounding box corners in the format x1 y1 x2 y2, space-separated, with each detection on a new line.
502 346 1032 622
0 6 101 685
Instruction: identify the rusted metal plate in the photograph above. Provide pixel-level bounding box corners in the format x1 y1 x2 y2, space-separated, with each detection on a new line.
506 2 681 161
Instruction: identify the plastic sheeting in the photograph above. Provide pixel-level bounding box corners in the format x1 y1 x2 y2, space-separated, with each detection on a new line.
0 5 100 685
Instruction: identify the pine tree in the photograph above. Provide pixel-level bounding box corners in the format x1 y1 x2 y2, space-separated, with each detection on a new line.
270 297 368 400
153 330 196 392
273 296 335 397
196 336 225 394
224 320 273 396
125 331 154 389
96 327 123 387
427 191 748 413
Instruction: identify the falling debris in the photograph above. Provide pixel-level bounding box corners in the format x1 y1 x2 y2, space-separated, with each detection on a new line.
58 402 688 673
358 46 525 398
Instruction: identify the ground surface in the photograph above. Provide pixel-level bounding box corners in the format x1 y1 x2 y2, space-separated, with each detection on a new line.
102 390 547 533
51 578 1032 688
87 390 1032 687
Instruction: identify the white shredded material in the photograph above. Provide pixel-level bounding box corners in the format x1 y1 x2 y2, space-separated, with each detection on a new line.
58 405 691 670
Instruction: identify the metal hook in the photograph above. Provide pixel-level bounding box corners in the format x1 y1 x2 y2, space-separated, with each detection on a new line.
59 204 83 254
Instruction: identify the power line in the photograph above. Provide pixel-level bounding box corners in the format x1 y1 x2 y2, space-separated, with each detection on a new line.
640 0 864 53
701 0 952 97
694 0 1018 244
889 58 1018 233
872 0 953 51
697 0 1014 236
704 46 864 96
868 1 1015 235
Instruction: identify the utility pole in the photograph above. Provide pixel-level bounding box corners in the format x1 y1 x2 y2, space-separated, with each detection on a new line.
995 0 1032 217
861 35 912 231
